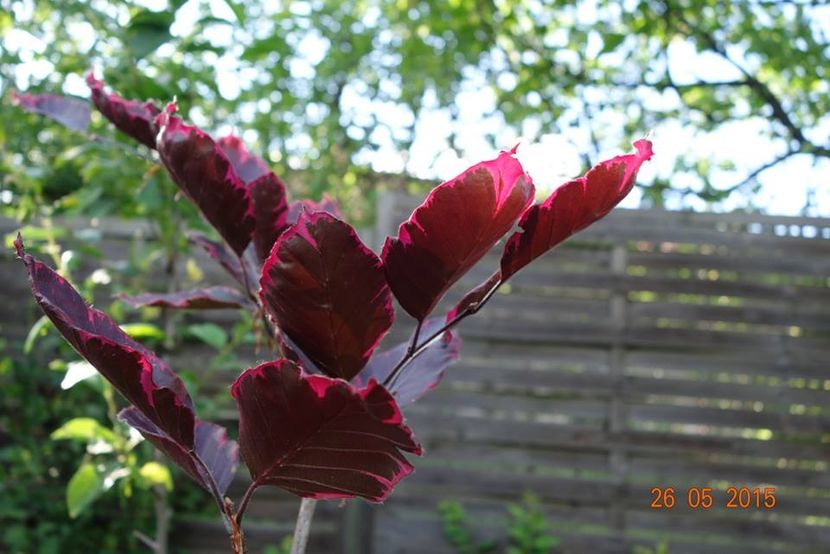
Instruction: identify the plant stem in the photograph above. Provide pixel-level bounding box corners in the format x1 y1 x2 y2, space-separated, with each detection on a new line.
235 483 257 527
290 498 318 554
383 273 502 389
152 485 170 554
228 500 246 554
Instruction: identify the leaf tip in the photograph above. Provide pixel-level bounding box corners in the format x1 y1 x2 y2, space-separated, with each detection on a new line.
85 71 101 89
156 100 178 129
13 232 24 259
633 138 654 161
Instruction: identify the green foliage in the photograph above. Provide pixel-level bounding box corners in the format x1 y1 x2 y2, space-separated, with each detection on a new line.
264 536 294 554
438 500 496 554
633 542 670 554
186 322 229 350
506 494 560 554
0 346 154 553
66 462 108 519
440 495 670 554
51 417 119 444
439 494 559 554
3 0 826 223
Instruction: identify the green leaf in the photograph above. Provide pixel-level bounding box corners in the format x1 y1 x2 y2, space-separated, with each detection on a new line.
187 323 228 349
120 322 166 342
23 315 50 354
220 0 245 24
66 463 105 518
52 417 118 444
60 360 99 390
126 9 174 59
601 33 626 53
138 461 173 491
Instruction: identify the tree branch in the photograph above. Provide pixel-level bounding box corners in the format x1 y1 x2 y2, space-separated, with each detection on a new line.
667 3 828 157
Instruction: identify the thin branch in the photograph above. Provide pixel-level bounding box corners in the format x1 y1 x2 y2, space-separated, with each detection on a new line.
235 483 258 527
151 485 170 554
727 149 799 191
406 320 423 357
133 530 157 551
668 5 822 153
383 273 502 389
611 78 749 91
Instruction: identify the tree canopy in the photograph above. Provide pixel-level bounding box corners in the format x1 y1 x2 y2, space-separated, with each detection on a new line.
2 0 828 222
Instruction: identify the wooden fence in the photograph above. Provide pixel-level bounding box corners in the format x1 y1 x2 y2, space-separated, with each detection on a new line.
2 195 830 553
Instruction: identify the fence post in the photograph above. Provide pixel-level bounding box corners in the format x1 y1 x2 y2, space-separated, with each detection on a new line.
340 501 374 554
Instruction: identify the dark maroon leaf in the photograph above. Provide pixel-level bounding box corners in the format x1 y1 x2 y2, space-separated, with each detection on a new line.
188 232 248 286
279 332 323 375
382 148 534 321
118 286 250 310
156 103 255 256
120 408 239 495
217 134 271 184
287 195 342 224
216 135 290 262
11 90 91 131
231 360 421 502
86 73 161 148
250 172 290 262
15 235 193 447
355 318 461 406
447 270 501 321
501 139 653 280
260 211 394 381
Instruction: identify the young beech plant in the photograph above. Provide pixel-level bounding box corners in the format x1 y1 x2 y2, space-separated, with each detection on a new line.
13 74 653 553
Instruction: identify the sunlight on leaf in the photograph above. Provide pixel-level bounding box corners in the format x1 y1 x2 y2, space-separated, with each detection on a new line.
187 323 228 349
139 461 173 491
60 360 98 390
67 463 105 519
51 417 117 444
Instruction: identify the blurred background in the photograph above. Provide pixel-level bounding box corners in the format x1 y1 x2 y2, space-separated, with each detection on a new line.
1 1 829 553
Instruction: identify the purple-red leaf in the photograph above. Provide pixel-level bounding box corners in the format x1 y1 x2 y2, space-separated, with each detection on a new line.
447 270 501 321
86 73 160 149
231 360 420 502
501 139 653 280
355 318 461 406
382 148 534 321
120 408 239 495
16 235 238 495
15 235 193 446
260 211 394 381
188 232 248 286
217 135 271 184
118 286 250 310
217 135 290 262
156 103 255 256
250 173 290 262
287 195 342 224
11 90 91 131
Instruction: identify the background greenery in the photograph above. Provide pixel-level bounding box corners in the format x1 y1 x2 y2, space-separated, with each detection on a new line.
2 0 828 225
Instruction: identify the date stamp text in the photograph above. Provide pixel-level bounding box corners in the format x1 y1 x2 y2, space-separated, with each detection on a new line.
650 487 777 510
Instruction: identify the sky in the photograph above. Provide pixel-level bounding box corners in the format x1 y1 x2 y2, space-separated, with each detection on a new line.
5 0 829 217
